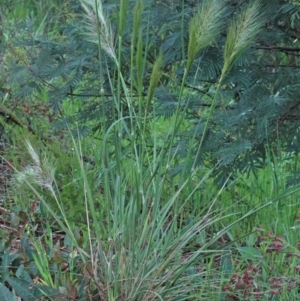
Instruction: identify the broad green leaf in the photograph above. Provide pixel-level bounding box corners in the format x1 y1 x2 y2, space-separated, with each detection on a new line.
6 277 40 301
220 253 233 277
237 246 262 261
0 283 15 301
15 265 32 283
0 250 19 275
35 285 60 300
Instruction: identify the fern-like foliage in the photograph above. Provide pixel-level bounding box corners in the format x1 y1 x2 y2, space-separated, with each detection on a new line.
5 0 300 184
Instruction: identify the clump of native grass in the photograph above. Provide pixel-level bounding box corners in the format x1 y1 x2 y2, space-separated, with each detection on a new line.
11 1 272 300
13 136 276 301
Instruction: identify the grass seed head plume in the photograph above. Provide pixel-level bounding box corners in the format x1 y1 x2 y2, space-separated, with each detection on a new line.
132 0 143 45
146 52 163 113
119 0 129 37
222 0 264 80
80 0 116 60
15 140 55 193
187 0 227 72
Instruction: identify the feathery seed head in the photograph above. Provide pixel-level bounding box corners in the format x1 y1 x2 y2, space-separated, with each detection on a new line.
15 140 56 192
222 0 264 79
187 0 227 71
80 0 116 60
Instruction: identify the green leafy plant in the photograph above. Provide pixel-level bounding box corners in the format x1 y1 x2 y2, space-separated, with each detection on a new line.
6 0 300 184
0 238 60 301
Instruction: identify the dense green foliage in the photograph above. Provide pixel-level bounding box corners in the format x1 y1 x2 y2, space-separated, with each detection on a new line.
3 0 300 185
